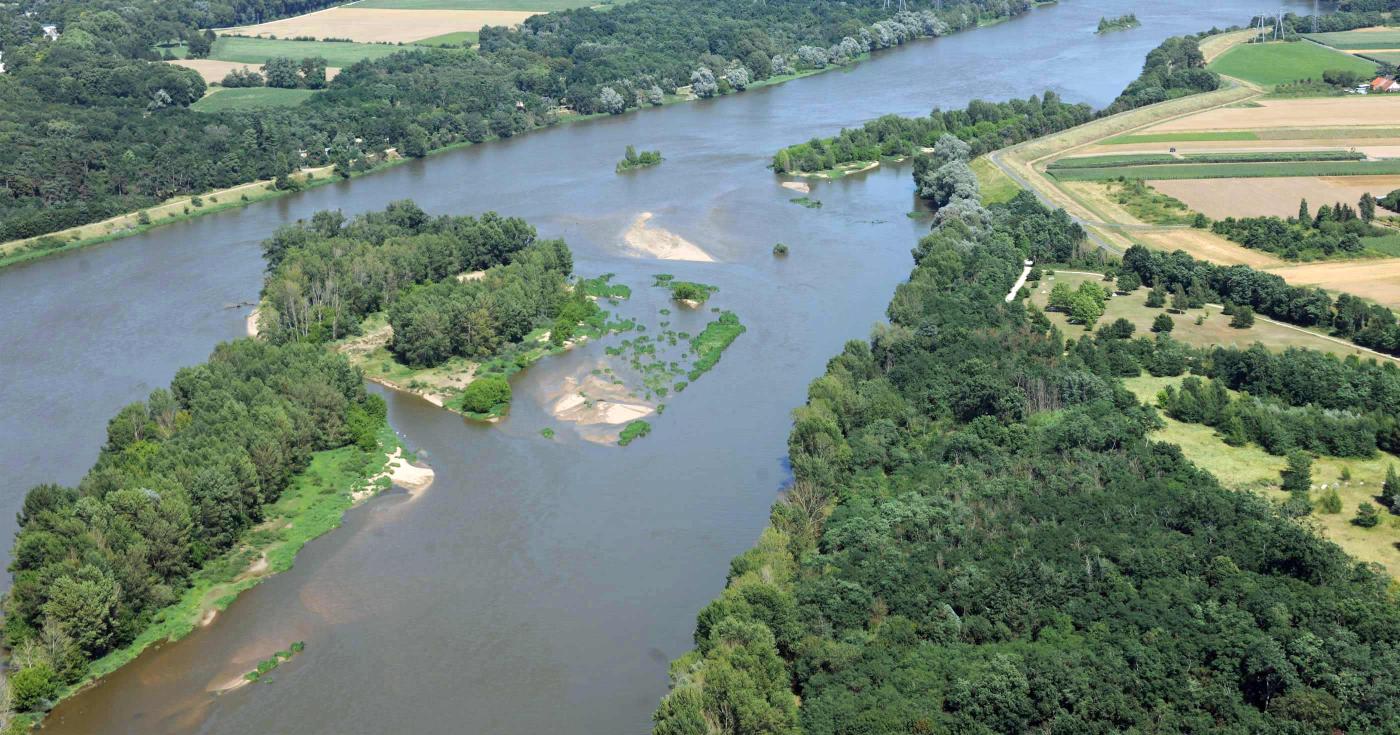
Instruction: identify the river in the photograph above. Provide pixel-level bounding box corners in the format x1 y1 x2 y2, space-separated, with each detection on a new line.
3 0 1319 731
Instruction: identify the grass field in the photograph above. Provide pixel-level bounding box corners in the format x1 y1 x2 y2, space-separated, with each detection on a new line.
210 36 409 66
192 87 319 112
1030 271 1391 360
415 30 479 46
352 0 596 8
1207 40 1376 87
1123 375 1400 576
1050 159 1400 181
1305 29 1400 50
1104 131 1261 144
970 156 1021 204
1362 51 1400 65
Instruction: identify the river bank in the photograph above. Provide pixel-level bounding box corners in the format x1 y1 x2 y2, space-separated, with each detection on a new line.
23 421 429 727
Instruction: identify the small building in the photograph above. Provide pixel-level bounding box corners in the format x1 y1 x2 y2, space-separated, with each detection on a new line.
41 24 58 41
1370 76 1399 93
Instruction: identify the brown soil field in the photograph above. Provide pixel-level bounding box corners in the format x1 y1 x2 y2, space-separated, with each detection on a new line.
1135 228 1283 267
1150 97 1400 131
224 7 534 43
1266 259 1400 309
1148 176 1400 218
172 59 341 84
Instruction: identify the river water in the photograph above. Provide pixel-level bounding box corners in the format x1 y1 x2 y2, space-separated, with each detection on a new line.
4 1 1319 731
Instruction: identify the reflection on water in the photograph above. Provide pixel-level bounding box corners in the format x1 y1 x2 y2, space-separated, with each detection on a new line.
19 0 1326 732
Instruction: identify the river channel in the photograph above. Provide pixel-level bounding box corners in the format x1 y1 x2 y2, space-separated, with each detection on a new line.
3 0 1320 731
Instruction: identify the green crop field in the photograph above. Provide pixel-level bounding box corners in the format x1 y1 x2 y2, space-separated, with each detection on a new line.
1104 131 1260 144
1208 41 1376 87
1047 154 1177 169
1049 159 1400 181
1362 51 1400 65
350 0 601 9
415 30 479 46
192 87 319 112
1306 29 1400 50
205 36 412 67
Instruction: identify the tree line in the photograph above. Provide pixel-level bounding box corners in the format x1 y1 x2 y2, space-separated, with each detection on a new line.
1210 195 1384 260
1121 244 1400 356
3 340 384 714
654 151 1400 734
1 0 1035 243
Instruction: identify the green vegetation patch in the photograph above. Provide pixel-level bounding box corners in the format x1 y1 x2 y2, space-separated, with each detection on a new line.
1096 13 1140 34
687 311 745 380
1207 40 1376 87
207 36 412 67
1049 150 1361 170
616 145 663 173
663 280 718 304
618 419 652 446
1106 179 1197 225
1305 29 1400 50
789 196 823 209
244 641 306 682
580 273 632 300
1050 159 1400 181
192 87 318 112
455 374 512 419
414 31 480 47
969 156 1022 205
1104 131 1260 144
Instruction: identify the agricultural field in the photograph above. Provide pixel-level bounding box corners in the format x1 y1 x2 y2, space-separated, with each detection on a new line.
197 36 407 67
1148 175 1400 218
1267 259 1400 309
1122 375 1400 576
1206 40 1375 88
1149 96 1400 131
222 6 534 43
1030 270 1388 358
1305 27 1400 51
192 87 320 112
170 59 271 85
1048 159 1400 181
414 30 479 46
351 0 597 9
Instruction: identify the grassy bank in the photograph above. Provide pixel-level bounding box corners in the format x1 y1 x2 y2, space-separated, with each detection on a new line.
50 421 401 709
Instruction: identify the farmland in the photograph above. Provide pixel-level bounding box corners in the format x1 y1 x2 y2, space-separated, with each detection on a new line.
192 87 320 112
1206 40 1375 88
1305 28 1400 50
1148 175 1400 219
222 7 534 43
352 0 597 9
1049 159 1400 181
193 36 410 67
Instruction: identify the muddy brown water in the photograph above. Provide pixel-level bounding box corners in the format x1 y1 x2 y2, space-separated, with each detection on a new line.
0 1 1325 731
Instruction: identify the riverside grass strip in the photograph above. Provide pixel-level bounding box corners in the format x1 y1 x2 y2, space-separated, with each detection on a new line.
1049 159 1400 182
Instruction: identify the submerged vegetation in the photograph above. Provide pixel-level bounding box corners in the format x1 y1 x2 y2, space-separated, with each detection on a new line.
616 145 663 173
244 641 307 683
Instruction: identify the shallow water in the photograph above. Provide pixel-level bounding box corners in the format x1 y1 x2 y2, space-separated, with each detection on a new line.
5 1 1323 731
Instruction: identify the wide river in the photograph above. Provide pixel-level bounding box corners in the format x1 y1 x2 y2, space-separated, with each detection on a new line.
4 1 1318 731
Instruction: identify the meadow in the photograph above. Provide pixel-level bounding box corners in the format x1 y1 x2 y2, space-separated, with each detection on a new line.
352 0 596 8
1305 28 1400 50
1104 131 1260 144
205 35 411 67
1207 40 1376 87
192 87 320 112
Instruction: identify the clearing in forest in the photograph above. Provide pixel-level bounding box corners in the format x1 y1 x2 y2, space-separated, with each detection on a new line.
351 0 590 9
194 36 406 67
192 87 321 112
223 7 535 43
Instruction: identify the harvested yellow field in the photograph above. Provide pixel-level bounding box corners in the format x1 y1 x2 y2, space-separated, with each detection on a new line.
1267 259 1400 309
1081 139 1400 156
171 59 341 84
1150 97 1400 131
1135 229 1283 267
223 7 534 43
1148 176 1400 219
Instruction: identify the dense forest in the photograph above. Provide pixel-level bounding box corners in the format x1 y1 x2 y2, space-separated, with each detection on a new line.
259 200 588 367
653 148 1400 734
770 32 1217 178
1120 244 1400 356
2 340 384 711
0 0 1034 242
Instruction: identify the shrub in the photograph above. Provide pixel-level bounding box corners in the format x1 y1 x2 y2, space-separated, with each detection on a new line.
11 663 58 712
1318 487 1342 514
1353 502 1381 528
1230 306 1255 329
460 375 511 415
1152 313 1174 333
773 243 789 256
